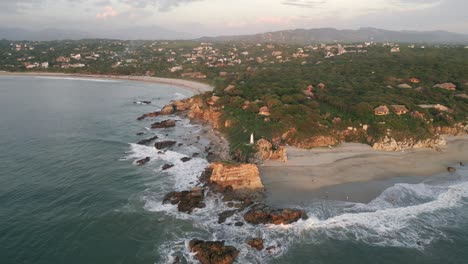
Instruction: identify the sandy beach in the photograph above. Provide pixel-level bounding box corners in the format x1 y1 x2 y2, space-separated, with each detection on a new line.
260 136 468 205
0 72 213 94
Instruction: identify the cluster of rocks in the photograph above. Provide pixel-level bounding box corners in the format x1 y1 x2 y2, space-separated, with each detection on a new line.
244 207 308 225
189 240 239 264
136 135 159 145
151 119 176 129
134 99 310 263
372 135 446 151
162 188 205 213
136 157 150 165
154 140 177 150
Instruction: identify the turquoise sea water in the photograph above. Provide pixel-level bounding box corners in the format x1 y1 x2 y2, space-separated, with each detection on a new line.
1 76 468 264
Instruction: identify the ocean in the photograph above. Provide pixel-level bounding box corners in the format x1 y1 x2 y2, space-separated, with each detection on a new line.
1 76 467 264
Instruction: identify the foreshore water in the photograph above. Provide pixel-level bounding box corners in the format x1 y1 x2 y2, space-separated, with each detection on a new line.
1 75 467 264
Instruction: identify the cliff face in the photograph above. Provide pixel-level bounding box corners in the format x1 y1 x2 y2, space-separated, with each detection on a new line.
170 97 223 129
372 136 447 151
289 135 339 149
209 163 264 191
433 123 468 136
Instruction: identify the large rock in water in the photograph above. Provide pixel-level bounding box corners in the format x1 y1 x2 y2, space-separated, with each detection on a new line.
162 188 205 213
247 238 264 251
244 208 308 225
209 163 264 191
136 157 150 165
151 119 176 129
189 240 239 264
154 141 177 149
137 111 160 121
137 135 159 145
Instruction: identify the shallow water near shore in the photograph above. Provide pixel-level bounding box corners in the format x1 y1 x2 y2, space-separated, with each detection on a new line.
1 76 468 264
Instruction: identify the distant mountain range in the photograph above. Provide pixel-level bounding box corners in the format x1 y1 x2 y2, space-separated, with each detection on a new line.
199 27 468 44
1 26 468 44
0 26 193 41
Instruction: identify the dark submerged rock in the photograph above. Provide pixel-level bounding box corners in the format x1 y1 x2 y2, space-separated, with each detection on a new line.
154 141 177 150
136 132 145 136
151 119 176 129
181 157 192 162
136 157 151 165
162 188 205 213
137 111 160 121
244 208 308 225
189 239 239 264
162 164 174 170
247 238 264 251
218 210 237 224
137 135 159 145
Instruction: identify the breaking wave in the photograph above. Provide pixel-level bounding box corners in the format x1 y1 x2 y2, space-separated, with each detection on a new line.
125 116 468 263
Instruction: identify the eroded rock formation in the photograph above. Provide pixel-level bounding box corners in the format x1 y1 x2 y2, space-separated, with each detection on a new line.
256 139 287 162
154 140 177 149
151 119 176 129
137 135 159 145
189 240 239 264
162 188 205 213
372 136 446 151
243 208 308 225
209 163 264 192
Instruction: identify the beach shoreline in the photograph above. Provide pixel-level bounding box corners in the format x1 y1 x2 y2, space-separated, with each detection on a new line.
260 136 468 205
0 71 213 94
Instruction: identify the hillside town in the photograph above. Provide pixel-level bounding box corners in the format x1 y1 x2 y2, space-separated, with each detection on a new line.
0 39 454 77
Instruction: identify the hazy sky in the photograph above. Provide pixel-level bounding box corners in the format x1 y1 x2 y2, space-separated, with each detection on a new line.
1 0 467 36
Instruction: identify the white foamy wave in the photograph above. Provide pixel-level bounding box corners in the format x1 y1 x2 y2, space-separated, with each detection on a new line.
172 92 187 101
291 180 468 249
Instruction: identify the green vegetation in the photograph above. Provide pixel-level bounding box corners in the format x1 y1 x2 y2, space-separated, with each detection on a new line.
1 39 467 160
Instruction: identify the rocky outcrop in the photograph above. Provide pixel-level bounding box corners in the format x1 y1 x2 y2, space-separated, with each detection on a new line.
163 188 205 213
172 100 190 111
256 139 287 162
291 135 338 148
189 240 239 264
134 100 151 105
137 111 160 121
162 164 174 170
243 208 308 225
136 157 150 165
151 119 176 129
160 105 175 115
218 210 237 224
433 123 468 136
137 135 159 145
372 136 446 151
448 167 457 173
247 238 264 251
154 140 177 149
180 157 192 162
209 163 264 192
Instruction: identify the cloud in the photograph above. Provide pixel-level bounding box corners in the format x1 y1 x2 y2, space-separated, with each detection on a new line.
281 0 326 8
96 6 118 19
0 0 45 13
118 0 202 11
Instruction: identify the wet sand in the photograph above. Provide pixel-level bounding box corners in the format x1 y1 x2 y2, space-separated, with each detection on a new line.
260 136 468 205
0 72 213 94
